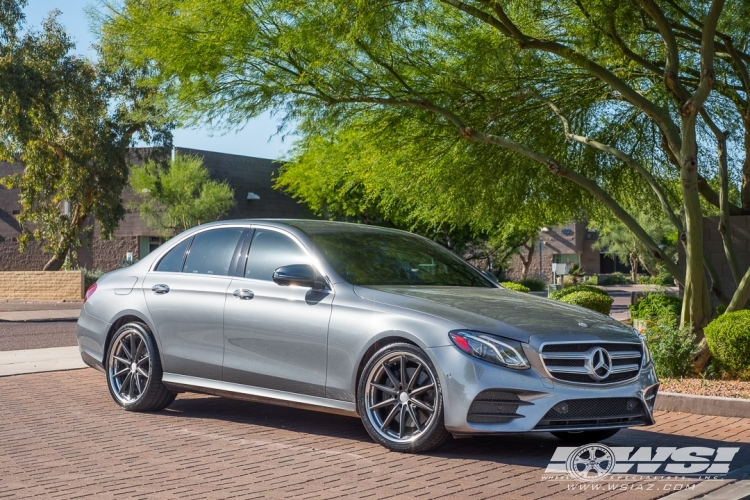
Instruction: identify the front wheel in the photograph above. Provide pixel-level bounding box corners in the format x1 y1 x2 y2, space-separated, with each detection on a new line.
357 343 450 453
551 429 620 443
106 322 176 412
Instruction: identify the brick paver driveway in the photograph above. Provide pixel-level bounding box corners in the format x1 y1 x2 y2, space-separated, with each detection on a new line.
2 369 749 499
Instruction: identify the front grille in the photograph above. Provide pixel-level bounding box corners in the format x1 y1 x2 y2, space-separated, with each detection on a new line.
540 342 642 384
534 398 647 430
467 390 531 423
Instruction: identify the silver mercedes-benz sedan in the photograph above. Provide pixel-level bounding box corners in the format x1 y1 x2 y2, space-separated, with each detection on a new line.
77 219 658 452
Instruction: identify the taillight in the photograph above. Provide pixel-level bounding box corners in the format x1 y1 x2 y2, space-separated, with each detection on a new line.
84 283 97 303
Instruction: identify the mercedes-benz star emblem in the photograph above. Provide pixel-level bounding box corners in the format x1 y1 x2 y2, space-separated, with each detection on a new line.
585 347 613 381
578 322 588 328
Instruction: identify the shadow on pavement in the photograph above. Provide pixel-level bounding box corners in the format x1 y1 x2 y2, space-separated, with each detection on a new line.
162 394 750 473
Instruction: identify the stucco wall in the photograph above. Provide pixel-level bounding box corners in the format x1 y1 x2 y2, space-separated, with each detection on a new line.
0 271 84 300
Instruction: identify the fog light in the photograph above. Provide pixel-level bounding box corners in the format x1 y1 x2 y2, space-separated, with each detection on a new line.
557 402 569 414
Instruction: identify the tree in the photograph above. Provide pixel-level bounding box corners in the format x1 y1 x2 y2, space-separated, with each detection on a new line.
593 215 678 283
98 0 750 337
129 153 236 237
0 2 172 270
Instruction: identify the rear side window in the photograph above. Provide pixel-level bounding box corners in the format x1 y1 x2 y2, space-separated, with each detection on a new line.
183 227 244 276
245 230 309 281
155 237 193 272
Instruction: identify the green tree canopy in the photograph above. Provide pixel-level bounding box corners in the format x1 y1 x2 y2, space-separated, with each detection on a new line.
98 0 750 336
0 1 172 270
129 153 236 237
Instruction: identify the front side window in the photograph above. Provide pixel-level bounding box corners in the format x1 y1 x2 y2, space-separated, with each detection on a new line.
245 229 310 281
182 227 244 276
302 227 492 287
155 237 193 273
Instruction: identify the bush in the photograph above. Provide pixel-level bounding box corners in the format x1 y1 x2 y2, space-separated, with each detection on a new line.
557 290 614 315
598 272 632 286
500 282 530 293
80 268 104 290
704 310 750 377
517 277 546 291
549 284 609 301
644 318 696 378
637 270 674 286
630 293 682 320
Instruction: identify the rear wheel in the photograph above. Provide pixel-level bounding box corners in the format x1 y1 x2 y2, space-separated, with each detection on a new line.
551 429 620 443
106 322 176 412
357 343 450 453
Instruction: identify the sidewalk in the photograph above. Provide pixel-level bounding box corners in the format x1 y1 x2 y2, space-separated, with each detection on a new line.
0 346 86 377
0 309 81 322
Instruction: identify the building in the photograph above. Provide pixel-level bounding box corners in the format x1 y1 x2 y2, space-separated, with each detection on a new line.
503 222 629 283
0 147 314 271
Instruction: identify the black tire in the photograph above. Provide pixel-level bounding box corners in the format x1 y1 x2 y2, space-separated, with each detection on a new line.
357 343 450 453
106 322 176 412
551 428 620 443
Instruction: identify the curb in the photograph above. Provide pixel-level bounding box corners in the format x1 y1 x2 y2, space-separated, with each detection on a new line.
655 391 750 419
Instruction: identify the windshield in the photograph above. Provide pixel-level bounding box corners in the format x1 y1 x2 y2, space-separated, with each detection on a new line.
289 222 493 287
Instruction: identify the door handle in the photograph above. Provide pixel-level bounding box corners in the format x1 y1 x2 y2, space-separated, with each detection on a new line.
151 284 170 294
233 289 254 300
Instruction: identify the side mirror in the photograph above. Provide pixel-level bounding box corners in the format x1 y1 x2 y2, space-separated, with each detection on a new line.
273 264 326 289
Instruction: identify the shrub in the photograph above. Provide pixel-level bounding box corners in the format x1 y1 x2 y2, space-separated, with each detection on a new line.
518 277 546 291
80 268 104 290
557 290 614 315
644 318 696 378
586 274 598 285
637 270 674 286
549 284 609 301
704 310 750 377
500 281 530 293
630 293 682 320
598 272 632 286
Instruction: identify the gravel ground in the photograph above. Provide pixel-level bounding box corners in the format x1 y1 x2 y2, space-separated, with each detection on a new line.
0 321 78 351
660 377 750 399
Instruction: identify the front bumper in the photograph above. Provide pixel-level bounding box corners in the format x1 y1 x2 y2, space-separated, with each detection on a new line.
426 345 659 435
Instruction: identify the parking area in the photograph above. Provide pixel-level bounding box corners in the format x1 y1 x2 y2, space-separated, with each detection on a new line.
1 369 749 499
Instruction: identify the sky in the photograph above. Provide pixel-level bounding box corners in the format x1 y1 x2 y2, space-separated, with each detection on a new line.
22 0 292 160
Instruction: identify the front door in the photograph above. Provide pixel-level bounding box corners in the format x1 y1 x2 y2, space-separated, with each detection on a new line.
143 226 245 380
223 227 333 397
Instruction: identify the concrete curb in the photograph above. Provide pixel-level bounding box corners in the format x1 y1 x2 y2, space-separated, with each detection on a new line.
0 346 87 377
0 309 81 322
655 391 750 419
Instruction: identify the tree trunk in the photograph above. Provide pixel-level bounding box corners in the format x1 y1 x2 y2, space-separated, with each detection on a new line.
629 252 639 283
680 136 712 337
519 241 535 279
638 257 659 277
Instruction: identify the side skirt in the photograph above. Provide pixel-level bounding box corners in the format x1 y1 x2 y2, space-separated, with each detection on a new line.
161 373 359 418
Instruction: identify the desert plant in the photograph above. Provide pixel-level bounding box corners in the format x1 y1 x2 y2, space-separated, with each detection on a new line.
704 311 750 377
567 263 585 285
500 282 530 293
518 277 546 292
598 272 633 286
644 319 696 379
549 284 609 301
557 290 613 315
630 293 682 321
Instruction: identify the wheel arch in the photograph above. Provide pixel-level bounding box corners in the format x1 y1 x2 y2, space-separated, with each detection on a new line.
354 334 422 405
103 313 158 368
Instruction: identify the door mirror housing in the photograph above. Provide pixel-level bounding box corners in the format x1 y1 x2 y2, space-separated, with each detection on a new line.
273 264 326 289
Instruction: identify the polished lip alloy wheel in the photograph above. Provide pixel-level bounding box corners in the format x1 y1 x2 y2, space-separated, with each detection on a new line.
365 352 438 443
108 328 151 404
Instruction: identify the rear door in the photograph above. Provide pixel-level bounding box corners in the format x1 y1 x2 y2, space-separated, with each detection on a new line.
143 226 246 380
222 227 333 397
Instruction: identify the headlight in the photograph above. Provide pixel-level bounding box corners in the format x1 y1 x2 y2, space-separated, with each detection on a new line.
449 330 530 369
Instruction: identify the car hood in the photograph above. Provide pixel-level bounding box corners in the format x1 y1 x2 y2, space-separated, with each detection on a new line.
354 286 636 343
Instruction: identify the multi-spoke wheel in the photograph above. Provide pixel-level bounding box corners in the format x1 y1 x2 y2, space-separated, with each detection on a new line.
358 343 450 452
106 322 176 412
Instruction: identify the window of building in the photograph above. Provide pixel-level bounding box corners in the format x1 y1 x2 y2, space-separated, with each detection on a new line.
552 253 580 265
